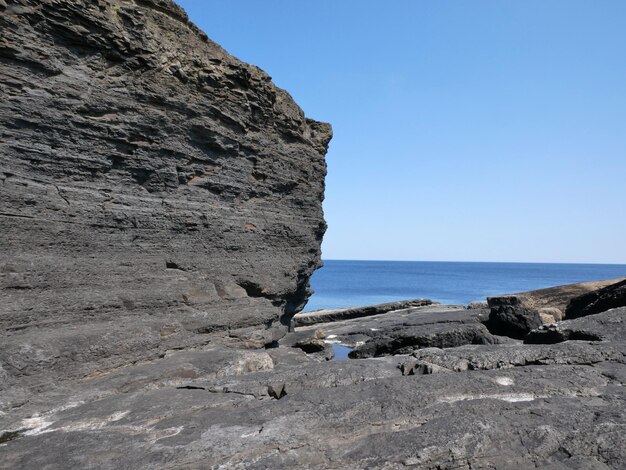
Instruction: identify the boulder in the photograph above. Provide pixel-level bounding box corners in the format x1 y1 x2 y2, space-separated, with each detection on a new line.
486 296 545 339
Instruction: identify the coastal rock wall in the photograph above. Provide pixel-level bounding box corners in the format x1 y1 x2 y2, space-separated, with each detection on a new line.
0 0 331 380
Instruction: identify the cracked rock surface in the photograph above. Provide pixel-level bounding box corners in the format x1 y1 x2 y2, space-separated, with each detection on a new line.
2 304 625 469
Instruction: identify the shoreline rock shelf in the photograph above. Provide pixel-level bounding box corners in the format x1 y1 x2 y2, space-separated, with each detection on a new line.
2 296 626 468
293 298 434 327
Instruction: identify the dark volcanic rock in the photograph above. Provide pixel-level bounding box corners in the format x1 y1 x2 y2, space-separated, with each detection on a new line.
487 297 545 339
566 279 626 319
0 0 331 384
292 332 333 360
526 307 626 344
400 341 624 375
486 278 624 339
349 320 497 359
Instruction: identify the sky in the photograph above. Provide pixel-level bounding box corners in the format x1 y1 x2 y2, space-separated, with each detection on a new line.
176 1 626 264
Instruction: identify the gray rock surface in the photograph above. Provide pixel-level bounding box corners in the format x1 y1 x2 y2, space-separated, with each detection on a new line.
2 326 625 469
1 299 625 468
566 279 626 319
400 340 624 374
0 0 331 388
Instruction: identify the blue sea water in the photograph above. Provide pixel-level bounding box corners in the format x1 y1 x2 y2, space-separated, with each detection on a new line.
304 260 626 311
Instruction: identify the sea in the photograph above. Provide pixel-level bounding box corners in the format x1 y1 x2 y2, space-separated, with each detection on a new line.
303 260 626 312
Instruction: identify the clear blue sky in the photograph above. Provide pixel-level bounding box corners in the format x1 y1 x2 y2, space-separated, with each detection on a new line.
177 1 626 264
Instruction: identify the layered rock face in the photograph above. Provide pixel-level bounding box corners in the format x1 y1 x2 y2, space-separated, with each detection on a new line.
0 0 331 381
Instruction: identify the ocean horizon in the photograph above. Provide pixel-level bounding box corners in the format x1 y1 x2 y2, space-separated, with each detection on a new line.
304 259 626 311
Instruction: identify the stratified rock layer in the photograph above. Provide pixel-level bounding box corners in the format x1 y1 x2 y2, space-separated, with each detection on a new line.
0 0 331 382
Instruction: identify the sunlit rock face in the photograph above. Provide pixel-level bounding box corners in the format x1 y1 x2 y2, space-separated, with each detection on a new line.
0 0 332 380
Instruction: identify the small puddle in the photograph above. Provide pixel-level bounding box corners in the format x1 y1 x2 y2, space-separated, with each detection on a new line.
331 344 353 361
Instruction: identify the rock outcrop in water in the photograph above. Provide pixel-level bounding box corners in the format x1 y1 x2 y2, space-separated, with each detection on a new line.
0 0 332 385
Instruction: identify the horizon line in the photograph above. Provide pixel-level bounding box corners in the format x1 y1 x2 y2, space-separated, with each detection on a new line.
321 258 626 266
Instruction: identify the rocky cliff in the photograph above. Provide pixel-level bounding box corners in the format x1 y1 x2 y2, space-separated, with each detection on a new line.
0 0 331 383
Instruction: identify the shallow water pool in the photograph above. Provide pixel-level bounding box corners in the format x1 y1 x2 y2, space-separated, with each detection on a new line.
331 344 353 360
